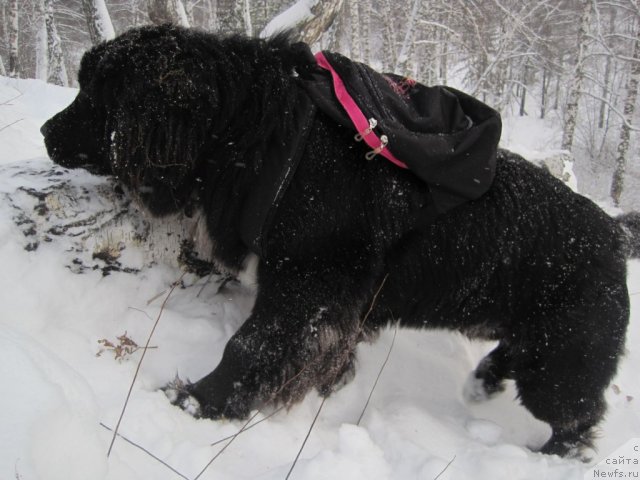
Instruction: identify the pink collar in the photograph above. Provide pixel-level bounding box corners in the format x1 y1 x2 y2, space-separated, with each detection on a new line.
315 52 408 169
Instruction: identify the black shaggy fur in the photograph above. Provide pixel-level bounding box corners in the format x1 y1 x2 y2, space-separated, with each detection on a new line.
41 25 637 458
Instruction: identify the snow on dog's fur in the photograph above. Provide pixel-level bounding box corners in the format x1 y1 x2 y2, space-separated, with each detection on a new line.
41 24 639 458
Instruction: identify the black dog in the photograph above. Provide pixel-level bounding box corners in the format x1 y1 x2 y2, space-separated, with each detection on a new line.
41 24 638 458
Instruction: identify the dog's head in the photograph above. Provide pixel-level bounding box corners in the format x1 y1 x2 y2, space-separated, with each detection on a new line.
41 25 264 215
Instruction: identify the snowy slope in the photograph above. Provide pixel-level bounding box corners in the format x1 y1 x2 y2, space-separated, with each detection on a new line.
1 76 639 480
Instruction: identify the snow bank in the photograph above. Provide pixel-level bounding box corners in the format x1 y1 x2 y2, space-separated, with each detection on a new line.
0 76 76 164
1 75 639 480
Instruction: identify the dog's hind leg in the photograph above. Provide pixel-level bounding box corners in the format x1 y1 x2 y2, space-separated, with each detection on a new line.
510 279 628 458
463 341 513 403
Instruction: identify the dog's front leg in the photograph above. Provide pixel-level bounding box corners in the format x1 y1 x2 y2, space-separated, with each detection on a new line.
171 258 381 419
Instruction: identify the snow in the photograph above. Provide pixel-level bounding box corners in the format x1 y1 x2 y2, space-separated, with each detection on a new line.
501 110 579 191
260 0 319 39
1 75 639 479
0 78 76 165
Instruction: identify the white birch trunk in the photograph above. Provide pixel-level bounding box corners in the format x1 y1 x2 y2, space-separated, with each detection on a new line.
82 0 116 45
561 0 591 152
348 0 361 60
35 0 48 82
0 56 6 76
243 0 253 36
45 0 69 86
394 0 421 74
147 0 190 27
360 0 371 63
438 8 448 84
381 0 396 71
185 0 195 25
261 0 345 45
206 0 219 31
611 31 640 206
8 0 19 78
598 7 616 129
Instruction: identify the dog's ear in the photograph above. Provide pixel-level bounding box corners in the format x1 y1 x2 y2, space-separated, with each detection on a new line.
89 26 217 215
78 41 110 90
106 103 205 216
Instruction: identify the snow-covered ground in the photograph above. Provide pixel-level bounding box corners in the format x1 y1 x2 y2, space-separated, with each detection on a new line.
1 76 638 480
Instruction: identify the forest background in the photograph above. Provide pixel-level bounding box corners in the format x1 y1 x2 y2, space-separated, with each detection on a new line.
0 0 638 210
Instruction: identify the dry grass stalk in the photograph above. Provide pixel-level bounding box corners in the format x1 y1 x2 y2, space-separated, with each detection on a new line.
285 274 389 480
103 273 394 479
357 324 398 426
107 271 186 457
100 422 189 480
433 455 456 480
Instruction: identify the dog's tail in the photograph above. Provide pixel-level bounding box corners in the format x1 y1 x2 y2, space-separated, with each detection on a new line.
618 212 640 259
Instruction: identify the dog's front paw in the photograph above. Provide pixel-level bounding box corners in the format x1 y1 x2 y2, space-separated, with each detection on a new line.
163 376 202 417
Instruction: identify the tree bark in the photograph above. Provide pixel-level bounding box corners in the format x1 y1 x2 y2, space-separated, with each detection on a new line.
261 0 345 45
82 0 116 45
540 67 548 119
598 7 616 129
553 73 560 111
205 0 219 31
217 0 246 35
561 0 591 152
348 0 361 59
147 0 190 27
184 0 195 25
394 0 421 75
438 8 448 84
360 0 371 63
8 0 19 78
519 61 529 117
242 0 253 36
381 0 396 71
35 0 48 82
46 0 69 86
611 29 640 206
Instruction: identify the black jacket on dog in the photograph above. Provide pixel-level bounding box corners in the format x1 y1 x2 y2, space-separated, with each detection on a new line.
242 46 501 256
297 47 501 214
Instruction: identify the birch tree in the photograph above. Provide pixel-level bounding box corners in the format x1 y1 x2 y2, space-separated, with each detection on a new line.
610 25 639 206
394 0 421 75
35 0 48 81
380 0 397 71
82 0 116 44
241 0 253 36
147 0 190 27
261 0 345 45
561 0 591 152
8 0 19 77
46 0 68 85
348 0 361 59
184 0 195 25
360 0 371 63
205 0 219 31
437 6 449 84
597 5 617 129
